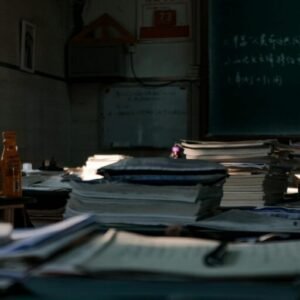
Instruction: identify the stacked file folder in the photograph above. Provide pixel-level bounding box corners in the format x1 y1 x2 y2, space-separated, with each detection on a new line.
65 157 227 225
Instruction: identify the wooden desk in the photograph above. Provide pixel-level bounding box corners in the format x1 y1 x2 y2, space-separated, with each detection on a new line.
0 197 35 227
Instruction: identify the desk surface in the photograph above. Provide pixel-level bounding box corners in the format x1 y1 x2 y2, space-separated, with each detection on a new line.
3 276 300 300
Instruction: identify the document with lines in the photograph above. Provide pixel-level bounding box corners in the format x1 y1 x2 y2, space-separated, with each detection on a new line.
35 228 300 279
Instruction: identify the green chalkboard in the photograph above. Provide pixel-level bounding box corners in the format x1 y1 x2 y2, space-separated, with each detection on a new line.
208 0 300 136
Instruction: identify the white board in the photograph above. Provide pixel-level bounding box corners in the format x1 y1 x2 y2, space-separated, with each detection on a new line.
101 85 188 148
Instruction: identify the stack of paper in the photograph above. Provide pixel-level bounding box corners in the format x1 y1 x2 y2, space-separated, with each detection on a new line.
65 181 224 225
263 168 291 205
34 226 300 279
180 139 276 161
179 140 290 207
64 157 227 225
22 172 71 226
2 214 300 280
197 208 300 233
0 214 99 279
221 172 266 207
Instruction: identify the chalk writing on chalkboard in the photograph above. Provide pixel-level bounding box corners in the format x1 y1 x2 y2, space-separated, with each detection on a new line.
226 73 283 87
222 33 300 87
208 0 300 136
101 85 188 148
224 34 300 49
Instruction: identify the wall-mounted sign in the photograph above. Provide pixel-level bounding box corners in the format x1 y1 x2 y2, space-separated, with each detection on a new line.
137 0 191 41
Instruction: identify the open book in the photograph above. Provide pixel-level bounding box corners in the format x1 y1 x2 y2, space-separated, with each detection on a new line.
35 228 300 279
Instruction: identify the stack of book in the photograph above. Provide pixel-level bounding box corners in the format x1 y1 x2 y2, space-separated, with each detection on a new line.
64 157 227 226
180 139 276 161
220 164 266 207
179 140 290 207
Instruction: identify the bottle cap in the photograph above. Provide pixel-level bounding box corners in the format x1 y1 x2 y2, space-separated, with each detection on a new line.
2 131 16 140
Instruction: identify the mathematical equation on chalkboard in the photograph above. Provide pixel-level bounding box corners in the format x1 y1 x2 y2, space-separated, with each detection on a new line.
222 34 300 87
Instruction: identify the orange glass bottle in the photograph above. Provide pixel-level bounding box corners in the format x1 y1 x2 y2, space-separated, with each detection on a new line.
0 131 22 198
